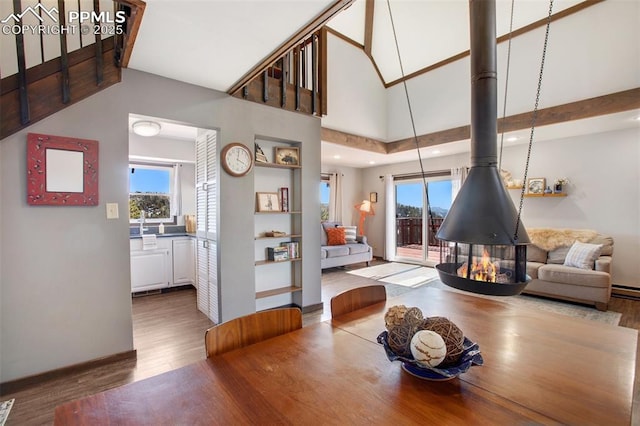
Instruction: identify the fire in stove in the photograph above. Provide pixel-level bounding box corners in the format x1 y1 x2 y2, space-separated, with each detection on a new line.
457 249 500 283
436 243 530 296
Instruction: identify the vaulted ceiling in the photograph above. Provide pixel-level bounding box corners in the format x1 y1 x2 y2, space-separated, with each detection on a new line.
126 0 640 167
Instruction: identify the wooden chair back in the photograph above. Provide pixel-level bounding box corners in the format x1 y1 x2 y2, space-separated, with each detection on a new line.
330 285 387 318
205 307 303 357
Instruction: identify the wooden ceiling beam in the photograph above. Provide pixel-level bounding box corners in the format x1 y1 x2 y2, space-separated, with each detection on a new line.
321 127 387 153
116 0 146 68
363 0 375 56
227 0 355 96
322 88 640 155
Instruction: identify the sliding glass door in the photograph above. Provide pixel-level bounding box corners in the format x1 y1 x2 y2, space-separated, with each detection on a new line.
394 177 452 266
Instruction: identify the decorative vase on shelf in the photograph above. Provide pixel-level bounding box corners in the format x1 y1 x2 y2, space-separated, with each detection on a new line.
544 186 552 194
554 184 563 194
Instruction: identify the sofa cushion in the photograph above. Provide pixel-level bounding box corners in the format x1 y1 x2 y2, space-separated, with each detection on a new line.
547 246 571 264
347 243 369 255
321 222 341 246
324 245 350 258
326 228 346 245
526 261 545 279
338 225 357 243
538 264 610 288
564 241 602 270
527 245 548 263
321 248 328 259
591 234 613 256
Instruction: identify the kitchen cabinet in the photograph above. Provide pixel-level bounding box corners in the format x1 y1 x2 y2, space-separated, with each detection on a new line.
130 249 171 292
173 238 195 285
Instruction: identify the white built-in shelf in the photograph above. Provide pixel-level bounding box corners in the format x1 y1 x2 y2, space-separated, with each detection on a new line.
255 162 301 170
255 257 302 266
256 286 302 299
255 234 302 240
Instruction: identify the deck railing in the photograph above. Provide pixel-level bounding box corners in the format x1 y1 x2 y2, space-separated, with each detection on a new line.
396 217 444 247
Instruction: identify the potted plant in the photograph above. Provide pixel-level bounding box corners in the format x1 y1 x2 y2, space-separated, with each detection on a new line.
554 177 569 193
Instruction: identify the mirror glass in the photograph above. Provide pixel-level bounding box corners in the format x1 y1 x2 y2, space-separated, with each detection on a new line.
45 149 84 193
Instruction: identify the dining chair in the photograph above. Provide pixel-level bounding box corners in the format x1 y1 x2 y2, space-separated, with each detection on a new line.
330 284 387 318
204 307 303 357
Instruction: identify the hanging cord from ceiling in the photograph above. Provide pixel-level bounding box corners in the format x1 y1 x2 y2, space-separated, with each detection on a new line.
514 0 555 242
386 0 438 241
498 0 516 171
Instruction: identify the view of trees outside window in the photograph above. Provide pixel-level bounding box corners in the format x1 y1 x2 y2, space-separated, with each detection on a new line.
320 180 330 220
129 166 171 220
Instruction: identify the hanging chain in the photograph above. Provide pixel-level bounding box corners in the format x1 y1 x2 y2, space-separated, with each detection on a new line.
386 0 437 236
514 0 554 241
498 0 516 171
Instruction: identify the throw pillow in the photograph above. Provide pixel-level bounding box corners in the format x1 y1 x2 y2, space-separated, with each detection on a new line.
326 227 346 246
338 225 357 243
563 241 603 270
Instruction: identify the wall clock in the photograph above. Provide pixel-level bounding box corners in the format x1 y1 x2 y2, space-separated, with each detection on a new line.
221 142 253 177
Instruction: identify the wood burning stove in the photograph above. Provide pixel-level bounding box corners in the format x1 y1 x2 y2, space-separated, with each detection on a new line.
434 0 531 296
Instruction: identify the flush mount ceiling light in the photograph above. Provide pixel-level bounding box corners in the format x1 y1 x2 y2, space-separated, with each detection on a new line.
132 120 161 137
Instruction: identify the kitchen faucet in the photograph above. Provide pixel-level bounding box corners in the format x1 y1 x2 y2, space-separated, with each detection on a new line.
139 210 148 234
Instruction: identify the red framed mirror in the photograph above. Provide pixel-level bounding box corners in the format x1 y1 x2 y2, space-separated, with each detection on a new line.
27 133 99 206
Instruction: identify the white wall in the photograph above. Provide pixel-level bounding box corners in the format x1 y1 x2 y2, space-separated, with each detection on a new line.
361 127 639 288
0 69 321 382
386 0 640 141
322 33 387 140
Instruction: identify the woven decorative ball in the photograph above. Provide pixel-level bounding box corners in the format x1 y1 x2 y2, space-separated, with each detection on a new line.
387 323 414 357
402 307 424 330
384 305 408 330
421 316 464 366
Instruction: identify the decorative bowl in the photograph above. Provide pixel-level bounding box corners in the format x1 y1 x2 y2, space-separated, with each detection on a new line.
377 331 483 381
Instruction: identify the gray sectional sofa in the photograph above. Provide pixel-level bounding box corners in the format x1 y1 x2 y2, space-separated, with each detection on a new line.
321 222 373 270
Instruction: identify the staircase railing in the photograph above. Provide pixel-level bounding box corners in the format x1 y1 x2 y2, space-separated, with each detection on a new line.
0 0 145 140
231 28 327 117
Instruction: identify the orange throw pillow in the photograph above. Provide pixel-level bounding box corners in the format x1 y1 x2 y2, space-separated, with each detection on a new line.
326 227 346 246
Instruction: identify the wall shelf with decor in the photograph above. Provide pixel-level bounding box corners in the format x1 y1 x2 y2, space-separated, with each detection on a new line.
524 193 567 198
254 137 302 311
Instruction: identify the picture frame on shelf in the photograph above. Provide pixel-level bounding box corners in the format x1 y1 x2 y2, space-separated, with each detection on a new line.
256 192 281 212
274 146 299 166
527 177 545 194
255 143 268 163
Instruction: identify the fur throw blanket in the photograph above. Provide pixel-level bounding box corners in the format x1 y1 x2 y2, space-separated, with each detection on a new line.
527 228 598 251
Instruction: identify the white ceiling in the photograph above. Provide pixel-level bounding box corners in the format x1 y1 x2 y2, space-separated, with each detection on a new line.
125 0 639 169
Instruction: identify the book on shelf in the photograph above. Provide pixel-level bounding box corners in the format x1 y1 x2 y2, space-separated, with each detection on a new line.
267 246 289 261
280 187 289 212
281 241 299 259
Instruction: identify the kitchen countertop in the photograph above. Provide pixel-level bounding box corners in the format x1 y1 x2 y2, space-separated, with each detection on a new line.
129 233 195 239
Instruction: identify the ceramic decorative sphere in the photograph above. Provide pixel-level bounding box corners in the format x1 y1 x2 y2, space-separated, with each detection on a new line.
410 330 447 368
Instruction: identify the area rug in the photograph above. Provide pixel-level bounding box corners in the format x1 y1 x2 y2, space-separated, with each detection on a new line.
0 399 14 426
346 262 419 280
348 263 622 326
377 267 439 288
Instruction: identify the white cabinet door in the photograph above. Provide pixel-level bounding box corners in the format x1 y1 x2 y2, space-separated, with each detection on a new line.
172 238 195 286
131 249 170 292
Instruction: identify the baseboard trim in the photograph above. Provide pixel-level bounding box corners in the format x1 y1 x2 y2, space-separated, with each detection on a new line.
612 285 640 300
0 349 137 396
302 302 324 314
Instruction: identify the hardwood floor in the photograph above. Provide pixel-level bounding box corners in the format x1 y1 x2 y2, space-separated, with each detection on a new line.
1 275 639 425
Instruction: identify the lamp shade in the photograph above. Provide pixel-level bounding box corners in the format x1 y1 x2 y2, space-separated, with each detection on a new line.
359 200 372 213
132 120 161 137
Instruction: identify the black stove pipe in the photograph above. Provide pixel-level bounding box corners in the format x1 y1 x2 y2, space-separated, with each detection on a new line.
436 0 530 246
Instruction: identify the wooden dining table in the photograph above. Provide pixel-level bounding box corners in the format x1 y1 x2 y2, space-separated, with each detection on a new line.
54 287 638 425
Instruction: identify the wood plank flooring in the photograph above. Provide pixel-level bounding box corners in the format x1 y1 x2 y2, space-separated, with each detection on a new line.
1 269 638 425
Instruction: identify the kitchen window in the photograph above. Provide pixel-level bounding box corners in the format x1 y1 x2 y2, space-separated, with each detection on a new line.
129 163 174 223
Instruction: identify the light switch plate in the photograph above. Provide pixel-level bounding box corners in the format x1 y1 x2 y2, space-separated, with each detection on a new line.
106 203 119 219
